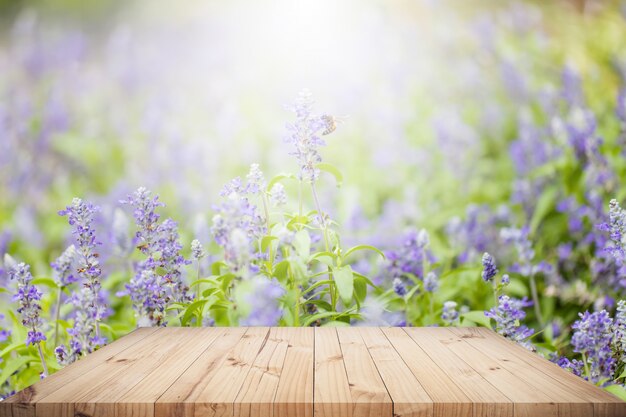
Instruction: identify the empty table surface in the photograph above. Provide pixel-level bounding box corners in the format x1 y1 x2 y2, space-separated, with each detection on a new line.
2 326 624 417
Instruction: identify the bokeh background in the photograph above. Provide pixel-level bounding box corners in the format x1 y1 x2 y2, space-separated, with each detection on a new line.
2 0 626 398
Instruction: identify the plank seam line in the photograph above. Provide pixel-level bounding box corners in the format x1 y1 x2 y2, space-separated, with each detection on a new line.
270 328 292 413
230 327 271 414
135 327 226 416
433 328 527 404
403 327 513 412
334 327 354 409
11 326 159 408
477 328 606 406
152 327 248 413
460 329 597 414
312 326 316 417
34 327 167 405
73 327 198 413
380 328 471 407
357 328 395 417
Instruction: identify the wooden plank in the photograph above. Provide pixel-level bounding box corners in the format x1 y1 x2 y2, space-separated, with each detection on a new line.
273 327 314 417
336 327 393 417
449 327 598 417
2 327 157 417
422 327 558 417
404 327 512 417
358 327 433 417
314 327 353 417
35 327 180 417
234 327 290 417
115 327 226 417
192 327 270 417
382 327 472 417
155 327 248 417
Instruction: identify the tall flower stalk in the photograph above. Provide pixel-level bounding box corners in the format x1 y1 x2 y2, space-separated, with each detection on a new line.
50 245 78 347
121 187 192 326
9 262 48 376
56 198 106 364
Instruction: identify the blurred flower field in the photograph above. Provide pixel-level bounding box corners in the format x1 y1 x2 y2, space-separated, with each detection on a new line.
2 0 626 400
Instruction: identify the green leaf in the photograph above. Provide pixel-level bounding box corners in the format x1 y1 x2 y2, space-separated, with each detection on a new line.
353 276 367 304
604 384 626 402
0 342 24 359
261 236 278 253
0 355 32 387
266 173 297 192
343 245 385 261
333 265 354 305
316 163 343 187
302 311 340 327
181 300 209 326
461 310 492 328
293 230 311 258
31 278 59 289
529 186 558 234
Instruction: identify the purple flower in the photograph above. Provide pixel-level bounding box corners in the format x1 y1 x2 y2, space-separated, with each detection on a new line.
442 301 459 325
51 245 78 287
8 262 46 347
571 310 615 385
500 226 537 277
393 278 407 296
239 278 284 326
284 90 335 183
121 187 192 326
211 183 266 276
59 198 103 296
385 229 434 281
424 272 439 293
58 198 106 362
481 252 498 282
485 295 535 350
598 199 626 265
191 239 206 260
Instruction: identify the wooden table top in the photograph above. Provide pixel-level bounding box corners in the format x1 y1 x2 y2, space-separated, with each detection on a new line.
2 326 624 417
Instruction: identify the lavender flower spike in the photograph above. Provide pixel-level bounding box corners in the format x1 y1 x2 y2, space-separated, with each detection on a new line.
442 301 460 325
485 295 535 350
571 310 615 385
285 90 332 183
481 252 498 282
9 262 48 376
598 199 626 264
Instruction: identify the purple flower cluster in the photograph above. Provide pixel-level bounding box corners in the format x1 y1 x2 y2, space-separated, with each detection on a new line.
121 187 192 326
212 169 267 276
481 252 497 282
50 245 78 287
445 204 511 264
56 198 107 364
58 198 103 294
239 278 284 326
598 199 626 265
441 301 460 325
571 310 615 385
385 229 433 286
9 262 46 346
284 90 335 183
485 295 535 350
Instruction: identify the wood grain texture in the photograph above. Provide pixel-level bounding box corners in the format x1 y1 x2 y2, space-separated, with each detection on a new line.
3 327 624 417
273 327 314 417
2 327 158 417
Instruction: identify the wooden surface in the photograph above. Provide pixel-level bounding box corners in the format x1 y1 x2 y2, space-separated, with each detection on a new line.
2 327 624 417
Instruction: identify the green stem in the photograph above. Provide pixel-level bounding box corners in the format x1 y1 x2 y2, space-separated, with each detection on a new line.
529 274 544 326
36 339 49 377
310 183 330 252
54 286 62 348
